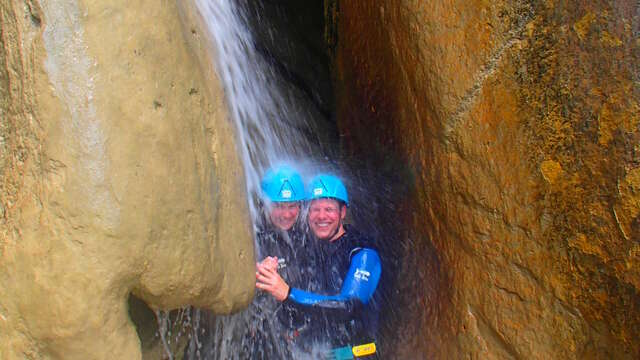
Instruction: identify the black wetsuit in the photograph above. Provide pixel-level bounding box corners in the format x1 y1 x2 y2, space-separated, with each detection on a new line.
246 225 310 359
286 225 380 351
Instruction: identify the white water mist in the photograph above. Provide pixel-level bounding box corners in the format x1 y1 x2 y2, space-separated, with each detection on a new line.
195 0 323 231
184 0 330 359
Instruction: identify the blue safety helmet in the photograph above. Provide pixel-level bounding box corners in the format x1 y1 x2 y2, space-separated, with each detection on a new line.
307 173 349 206
261 165 306 202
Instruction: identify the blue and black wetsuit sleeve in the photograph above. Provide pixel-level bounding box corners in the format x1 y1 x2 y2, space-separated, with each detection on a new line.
286 248 381 312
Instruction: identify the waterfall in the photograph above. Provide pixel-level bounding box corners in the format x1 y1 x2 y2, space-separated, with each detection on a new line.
194 0 325 231
182 0 334 358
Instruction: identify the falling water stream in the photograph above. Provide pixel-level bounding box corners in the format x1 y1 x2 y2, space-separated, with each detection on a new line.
176 0 338 359
149 0 400 360
194 0 329 228
149 0 403 358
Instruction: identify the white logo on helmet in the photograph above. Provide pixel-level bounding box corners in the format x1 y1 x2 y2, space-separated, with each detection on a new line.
281 190 292 198
313 188 323 196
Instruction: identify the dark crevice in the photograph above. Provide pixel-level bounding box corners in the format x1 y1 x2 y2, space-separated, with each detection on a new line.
127 293 159 351
240 0 334 124
253 42 331 120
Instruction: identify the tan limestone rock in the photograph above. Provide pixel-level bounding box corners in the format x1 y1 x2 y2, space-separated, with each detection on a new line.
0 0 254 359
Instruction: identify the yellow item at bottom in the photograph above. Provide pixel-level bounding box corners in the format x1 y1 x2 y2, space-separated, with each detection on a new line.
352 342 376 357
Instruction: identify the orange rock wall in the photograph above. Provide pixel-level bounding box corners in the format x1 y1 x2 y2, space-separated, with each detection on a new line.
333 1 639 358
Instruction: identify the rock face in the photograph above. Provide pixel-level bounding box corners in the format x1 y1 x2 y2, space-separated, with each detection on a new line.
0 1 254 359
332 1 639 359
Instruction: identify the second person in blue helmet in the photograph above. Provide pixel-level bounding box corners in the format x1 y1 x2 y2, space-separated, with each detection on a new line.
256 173 382 356
257 164 307 259
246 164 311 359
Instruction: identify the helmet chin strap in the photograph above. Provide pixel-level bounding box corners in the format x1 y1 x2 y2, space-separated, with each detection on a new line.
325 218 343 242
324 204 346 241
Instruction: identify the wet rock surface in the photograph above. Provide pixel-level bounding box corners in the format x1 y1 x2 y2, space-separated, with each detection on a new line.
0 1 254 359
332 1 639 359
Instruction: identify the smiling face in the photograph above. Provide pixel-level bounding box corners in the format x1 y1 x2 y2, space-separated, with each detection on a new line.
269 201 301 231
308 198 346 241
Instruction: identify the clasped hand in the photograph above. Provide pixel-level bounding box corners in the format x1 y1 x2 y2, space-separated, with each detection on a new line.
255 256 290 301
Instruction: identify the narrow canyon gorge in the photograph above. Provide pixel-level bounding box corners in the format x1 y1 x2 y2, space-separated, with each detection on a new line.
1 0 638 359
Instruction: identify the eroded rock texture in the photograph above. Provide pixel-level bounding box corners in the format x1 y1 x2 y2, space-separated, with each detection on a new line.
332 1 639 358
0 1 254 359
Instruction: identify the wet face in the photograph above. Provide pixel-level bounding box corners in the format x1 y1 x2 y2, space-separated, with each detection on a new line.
308 198 346 241
269 201 301 231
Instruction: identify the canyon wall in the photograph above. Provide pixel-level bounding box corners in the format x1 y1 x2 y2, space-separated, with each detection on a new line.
332 1 639 358
0 1 254 359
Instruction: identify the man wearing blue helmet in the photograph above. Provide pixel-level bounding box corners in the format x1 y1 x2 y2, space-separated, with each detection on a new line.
256 174 381 357
244 165 311 358
259 165 305 233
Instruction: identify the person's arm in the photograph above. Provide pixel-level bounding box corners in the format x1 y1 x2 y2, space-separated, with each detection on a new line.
286 248 381 309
